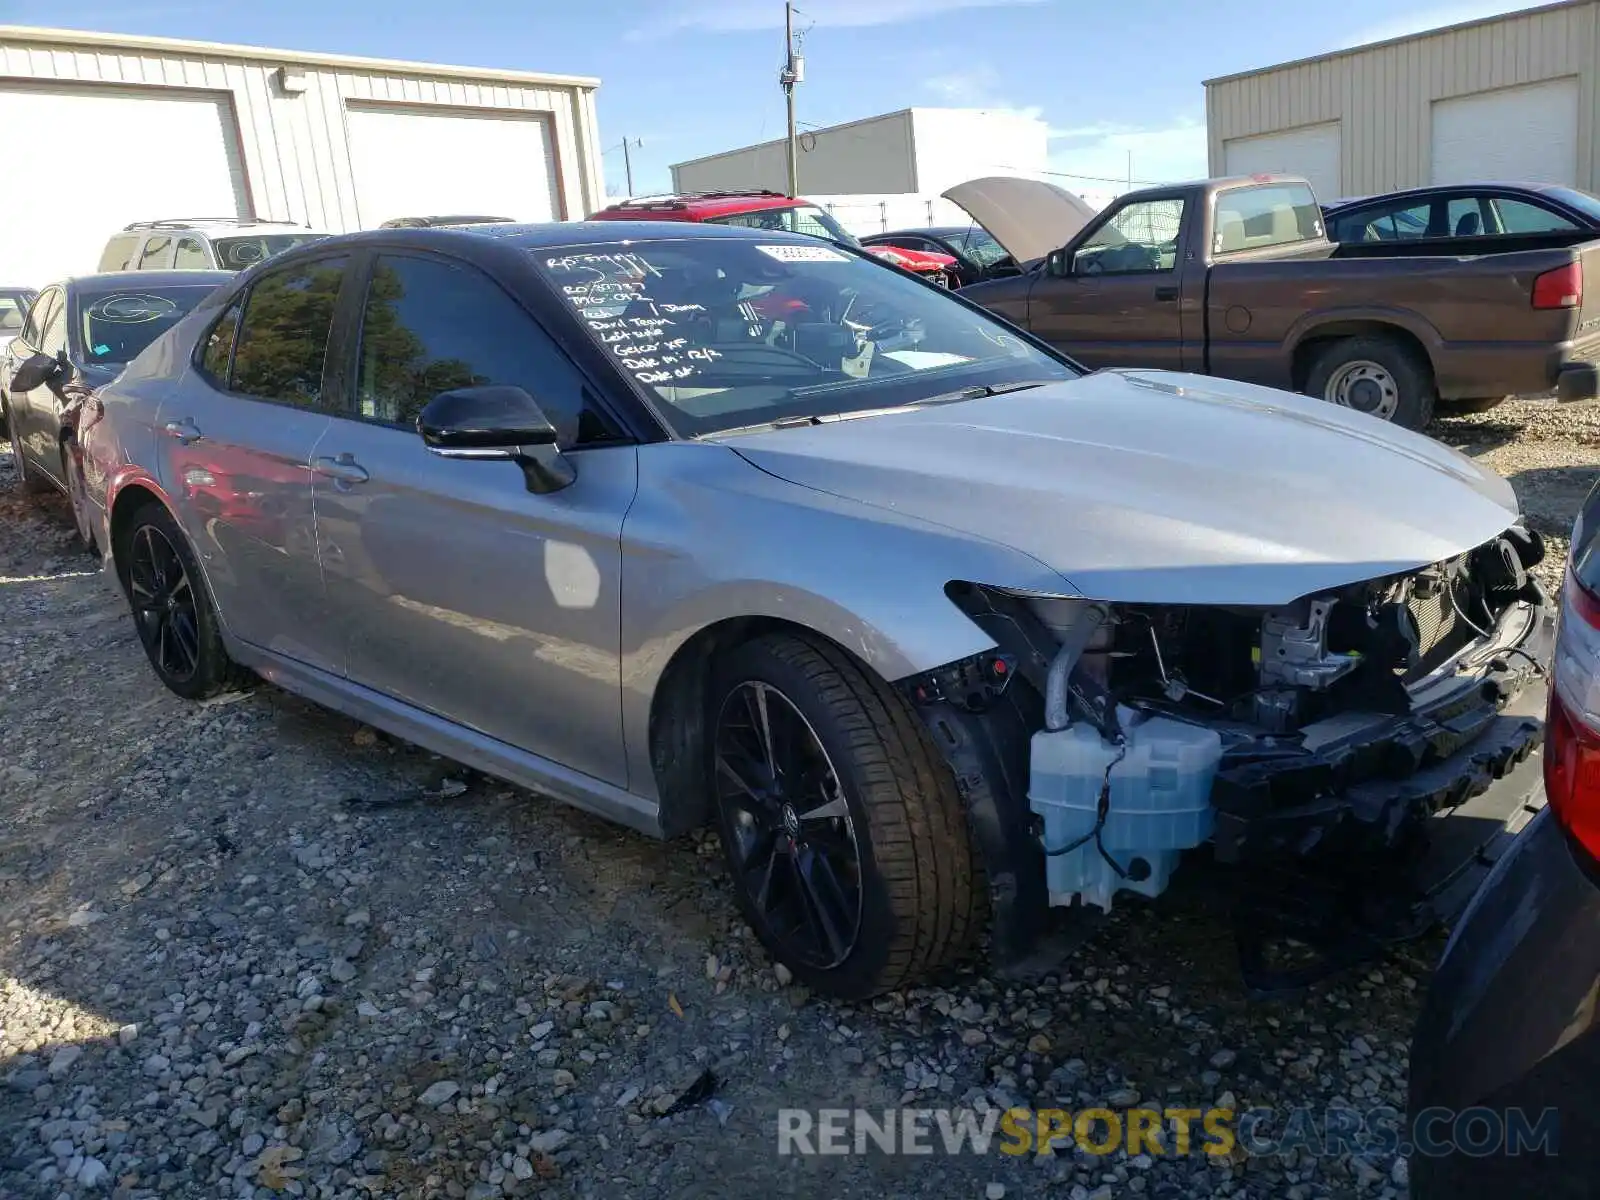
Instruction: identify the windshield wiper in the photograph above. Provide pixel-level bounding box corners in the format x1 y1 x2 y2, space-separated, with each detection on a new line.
701 380 1057 440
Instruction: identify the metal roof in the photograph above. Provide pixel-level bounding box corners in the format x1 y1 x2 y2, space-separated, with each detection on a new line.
1203 0 1582 86
0 24 601 89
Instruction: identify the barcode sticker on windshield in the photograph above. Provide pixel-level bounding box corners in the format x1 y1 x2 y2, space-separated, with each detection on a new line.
756 244 851 263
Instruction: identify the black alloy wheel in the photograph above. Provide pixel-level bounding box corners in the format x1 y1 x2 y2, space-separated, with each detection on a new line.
714 679 864 969
128 522 201 685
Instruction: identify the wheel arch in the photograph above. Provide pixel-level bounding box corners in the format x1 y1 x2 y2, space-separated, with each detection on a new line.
105 473 177 584
1287 312 1440 392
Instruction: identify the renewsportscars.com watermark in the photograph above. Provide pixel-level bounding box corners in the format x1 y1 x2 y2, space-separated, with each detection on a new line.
776 1105 1560 1159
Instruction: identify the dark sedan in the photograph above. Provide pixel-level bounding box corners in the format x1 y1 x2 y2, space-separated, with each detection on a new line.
859 224 1022 287
1407 474 1600 1198
2 271 231 546
1324 182 1600 244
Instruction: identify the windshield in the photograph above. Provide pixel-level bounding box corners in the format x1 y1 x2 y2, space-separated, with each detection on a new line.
700 203 863 249
213 233 329 271
949 227 1011 267
538 237 1077 437
1542 186 1600 225
0 290 34 334
78 285 218 364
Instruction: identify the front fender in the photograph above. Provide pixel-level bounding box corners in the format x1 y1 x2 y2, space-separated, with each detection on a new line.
618 442 1069 802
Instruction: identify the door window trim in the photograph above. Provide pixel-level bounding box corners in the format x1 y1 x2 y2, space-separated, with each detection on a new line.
334 247 636 448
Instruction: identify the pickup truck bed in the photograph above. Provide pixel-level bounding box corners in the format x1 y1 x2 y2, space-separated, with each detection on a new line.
959 175 1600 429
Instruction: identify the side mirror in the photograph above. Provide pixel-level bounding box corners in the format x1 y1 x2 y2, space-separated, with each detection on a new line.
417 385 575 494
9 351 63 393
1045 248 1072 278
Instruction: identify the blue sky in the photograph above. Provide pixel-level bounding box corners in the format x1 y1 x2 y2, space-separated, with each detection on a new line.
0 0 1543 195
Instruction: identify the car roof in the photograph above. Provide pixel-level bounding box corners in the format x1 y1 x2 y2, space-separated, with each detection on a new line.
289 220 832 254
47 270 236 290
591 191 807 220
1323 182 1585 213
118 218 329 233
869 226 982 240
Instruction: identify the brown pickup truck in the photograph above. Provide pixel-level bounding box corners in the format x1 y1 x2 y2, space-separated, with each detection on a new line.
954 174 1600 429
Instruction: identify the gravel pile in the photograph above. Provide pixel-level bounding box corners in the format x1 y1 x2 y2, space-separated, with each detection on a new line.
1 397 1594 1200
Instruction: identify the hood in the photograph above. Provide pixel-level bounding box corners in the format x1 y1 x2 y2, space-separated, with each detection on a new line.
941 177 1099 265
728 370 1520 606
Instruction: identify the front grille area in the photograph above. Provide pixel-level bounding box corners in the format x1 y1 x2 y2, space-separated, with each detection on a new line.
1406 571 1478 681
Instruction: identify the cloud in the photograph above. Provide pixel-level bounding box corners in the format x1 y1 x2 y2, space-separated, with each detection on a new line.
1047 116 1208 189
629 0 1047 39
1334 0 1538 50
923 65 1043 119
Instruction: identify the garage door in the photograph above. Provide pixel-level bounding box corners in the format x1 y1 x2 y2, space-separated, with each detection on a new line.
1223 122 1341 199
1431 79 1579 186
345 103 562 228
0 82 247 288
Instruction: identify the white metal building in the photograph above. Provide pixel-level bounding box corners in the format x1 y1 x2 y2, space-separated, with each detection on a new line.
0 25 605 286
1204 0 1600 201
669 108 1049 231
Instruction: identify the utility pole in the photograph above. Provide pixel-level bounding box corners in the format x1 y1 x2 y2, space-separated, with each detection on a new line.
620 137 641 197
780 2 804 197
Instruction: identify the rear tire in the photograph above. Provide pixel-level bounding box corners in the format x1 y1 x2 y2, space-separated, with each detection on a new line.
114 501 251 701
5 400 54 496
708 632 979 1000
1305 336 1436 430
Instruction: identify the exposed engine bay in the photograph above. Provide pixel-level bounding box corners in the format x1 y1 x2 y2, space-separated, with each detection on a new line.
910 523 1554 993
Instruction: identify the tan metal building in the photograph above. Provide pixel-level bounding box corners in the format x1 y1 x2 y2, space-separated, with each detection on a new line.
0 25 605 285
1204 0 1600 201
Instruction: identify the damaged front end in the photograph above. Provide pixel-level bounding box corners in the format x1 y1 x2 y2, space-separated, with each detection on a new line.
903 524 1554 993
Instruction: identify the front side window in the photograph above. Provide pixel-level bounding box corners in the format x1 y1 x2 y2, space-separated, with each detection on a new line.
1491 197 1580 234
78 285 219 365
354 254 611 445
21 289 59 347
702 203 863 249
229 257 349 408
39 294 68 356
174 238 211 269
537 237 1077 438
1077 199 1186 273
199 300 242 383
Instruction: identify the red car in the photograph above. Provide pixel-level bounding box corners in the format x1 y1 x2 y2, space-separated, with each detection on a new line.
587 191 957 286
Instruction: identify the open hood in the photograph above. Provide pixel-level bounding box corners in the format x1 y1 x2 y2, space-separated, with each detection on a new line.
941 177 1099 264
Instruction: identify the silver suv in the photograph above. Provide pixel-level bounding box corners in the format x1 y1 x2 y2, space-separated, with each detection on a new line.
98 219 331 274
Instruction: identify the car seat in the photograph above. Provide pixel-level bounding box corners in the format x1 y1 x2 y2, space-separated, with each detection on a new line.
1454 211 1482 236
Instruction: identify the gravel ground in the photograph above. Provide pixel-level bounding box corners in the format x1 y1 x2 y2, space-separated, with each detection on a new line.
1 397 1595 1200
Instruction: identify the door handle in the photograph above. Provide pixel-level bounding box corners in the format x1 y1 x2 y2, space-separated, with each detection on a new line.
1154 286 1180 302
163 419 202 444
312 453 370 485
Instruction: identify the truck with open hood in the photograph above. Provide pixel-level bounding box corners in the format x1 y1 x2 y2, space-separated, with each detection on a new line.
950 173 1600 430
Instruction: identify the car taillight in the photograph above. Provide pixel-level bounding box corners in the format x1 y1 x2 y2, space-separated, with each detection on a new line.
1547 488 1600 857
1532 261 1583 309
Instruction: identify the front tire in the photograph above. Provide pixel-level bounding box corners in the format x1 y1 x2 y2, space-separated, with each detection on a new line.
709 632 978 999
114 501 250 700
1305 335 1436 430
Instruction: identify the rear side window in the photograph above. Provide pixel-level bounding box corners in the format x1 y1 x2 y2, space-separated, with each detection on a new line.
98 234 139 272
229 257 349 409
1492 197 1580 234
1213 184 1323 253
352 253 617 445
138 236 173 270
174 237 211 269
